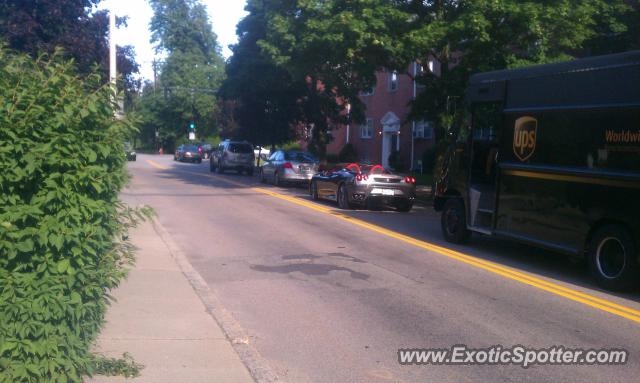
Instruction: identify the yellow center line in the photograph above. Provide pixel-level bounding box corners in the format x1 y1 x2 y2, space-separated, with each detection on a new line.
172 167 640 324
146 159 169 170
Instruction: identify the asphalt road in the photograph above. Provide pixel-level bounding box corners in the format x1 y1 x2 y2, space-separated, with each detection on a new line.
123 154 640 383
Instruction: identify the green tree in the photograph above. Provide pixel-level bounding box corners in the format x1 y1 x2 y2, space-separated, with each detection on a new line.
403 0 638 136
257 0 412 158
145 0 225 145
219 0 305 148
0 1 141 108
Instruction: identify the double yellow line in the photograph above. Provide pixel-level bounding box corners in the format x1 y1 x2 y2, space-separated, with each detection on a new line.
145 159 640 324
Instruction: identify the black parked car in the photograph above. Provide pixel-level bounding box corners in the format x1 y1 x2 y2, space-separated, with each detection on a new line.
174 144 202 163
310 163 416 211
124 143 136 161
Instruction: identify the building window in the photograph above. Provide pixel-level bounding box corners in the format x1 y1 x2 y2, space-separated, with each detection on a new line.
361 118 373 139
361 86 375 96
414 121 433 139
389 71 398 92
416 66 426 90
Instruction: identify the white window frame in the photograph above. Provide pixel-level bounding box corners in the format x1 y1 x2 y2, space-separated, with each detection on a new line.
389 71 398 92
361 118 373 139
416 63 426 89
414 121 433 139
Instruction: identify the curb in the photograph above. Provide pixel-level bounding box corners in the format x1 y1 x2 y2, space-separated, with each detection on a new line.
149 216 281 383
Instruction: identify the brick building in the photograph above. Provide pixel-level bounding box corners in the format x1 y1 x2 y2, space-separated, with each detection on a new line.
326 62 437 170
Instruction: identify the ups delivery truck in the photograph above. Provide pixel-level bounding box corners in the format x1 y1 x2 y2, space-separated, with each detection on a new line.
434 50 640 290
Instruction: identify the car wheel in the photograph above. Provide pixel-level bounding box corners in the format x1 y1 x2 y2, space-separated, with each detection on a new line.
396 201 413 212
259 168 266 183
337 184 352 209
209 159 215 172
441 198 471 244
247 167 254 176
197 158 202 164
274 171 280 186
588 224 639 291
310 181 319 200
216 161 224 174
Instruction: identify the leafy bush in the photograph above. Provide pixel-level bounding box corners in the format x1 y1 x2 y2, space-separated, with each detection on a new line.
421 146 438 174
281 141 302 152
388 150 406 172
0 49 145 381
338 143 358 163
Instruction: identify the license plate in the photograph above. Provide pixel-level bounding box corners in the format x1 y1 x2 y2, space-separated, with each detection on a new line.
372 188 395 196
299 166 309 172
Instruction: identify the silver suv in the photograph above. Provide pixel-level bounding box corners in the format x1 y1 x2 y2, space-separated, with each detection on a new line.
210 140 255 175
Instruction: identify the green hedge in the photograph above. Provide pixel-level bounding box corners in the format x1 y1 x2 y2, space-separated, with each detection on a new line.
338 143 358 163
0 49 144 381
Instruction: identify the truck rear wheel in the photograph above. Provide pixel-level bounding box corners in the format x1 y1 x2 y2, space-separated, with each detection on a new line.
396 200 413 212
588 225 639 291
441 198 471 244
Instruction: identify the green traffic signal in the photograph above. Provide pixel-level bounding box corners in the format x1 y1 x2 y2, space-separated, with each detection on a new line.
189 122 195 130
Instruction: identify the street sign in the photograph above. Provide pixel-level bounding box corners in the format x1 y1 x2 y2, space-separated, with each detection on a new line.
188 132 195 140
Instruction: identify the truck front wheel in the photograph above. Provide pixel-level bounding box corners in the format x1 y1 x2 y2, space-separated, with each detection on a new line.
441 198 471 244
588 224 639 291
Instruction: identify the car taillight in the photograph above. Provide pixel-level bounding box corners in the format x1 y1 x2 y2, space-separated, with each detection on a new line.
356 174 368 182
198 147 203 152
283 162 293 169
404 176 416 184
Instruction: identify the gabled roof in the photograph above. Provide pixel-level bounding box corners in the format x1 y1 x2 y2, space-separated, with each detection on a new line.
380 111 400 125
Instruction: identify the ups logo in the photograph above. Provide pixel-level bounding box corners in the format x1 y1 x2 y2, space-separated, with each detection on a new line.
513 116 537 162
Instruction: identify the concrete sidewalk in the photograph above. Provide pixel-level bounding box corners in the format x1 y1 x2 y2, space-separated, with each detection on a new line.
88 219 254 383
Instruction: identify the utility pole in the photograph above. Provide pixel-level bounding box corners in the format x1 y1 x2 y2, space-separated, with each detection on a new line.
345 103 351 144
153 59 157 93
109 11 116 92
109 10 122 120
411 61 417 171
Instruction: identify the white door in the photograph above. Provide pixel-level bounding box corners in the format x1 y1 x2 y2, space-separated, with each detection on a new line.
382 132 392 168
380 111 401 169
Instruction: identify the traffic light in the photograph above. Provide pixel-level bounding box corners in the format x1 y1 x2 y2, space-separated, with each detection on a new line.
189 122 195 130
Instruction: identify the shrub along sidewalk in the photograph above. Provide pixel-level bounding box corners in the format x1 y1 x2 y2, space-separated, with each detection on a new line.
0 48 144 382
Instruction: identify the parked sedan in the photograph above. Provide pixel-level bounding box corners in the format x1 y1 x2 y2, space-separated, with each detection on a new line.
124 142 136 161
260 150 319 186
174 144 202 163
310 164 416 211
